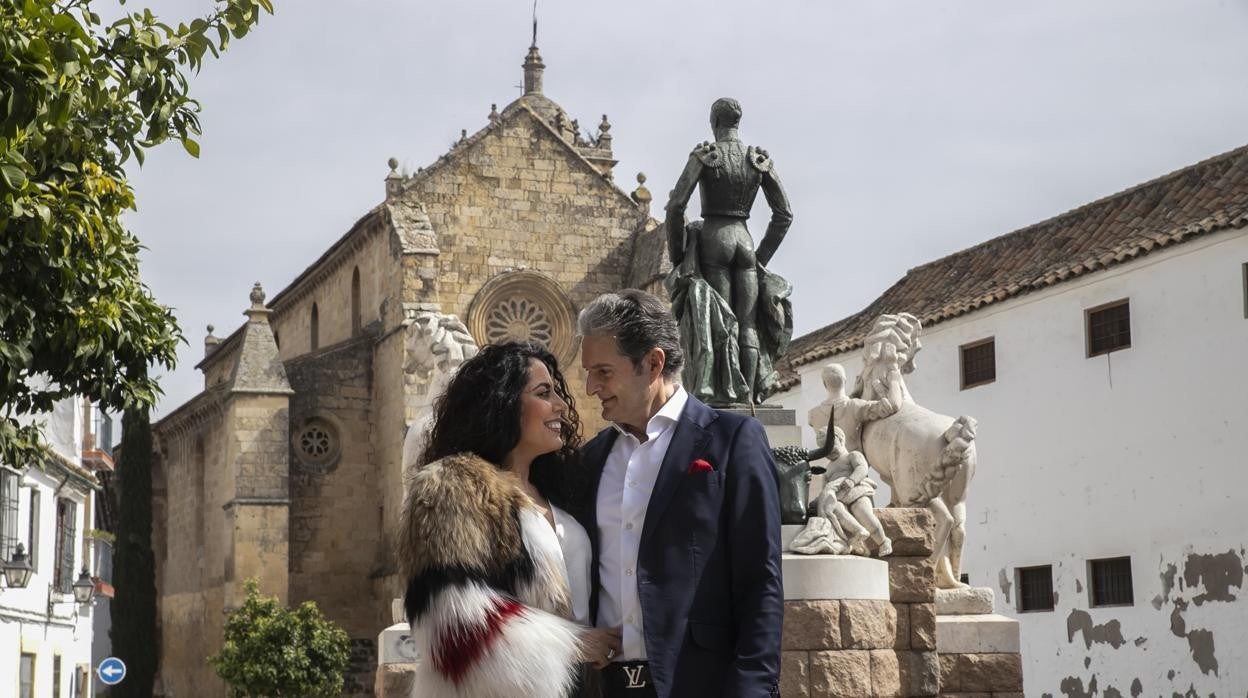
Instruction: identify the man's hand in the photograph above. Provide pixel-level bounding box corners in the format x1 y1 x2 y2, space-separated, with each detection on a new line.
581 627 623 669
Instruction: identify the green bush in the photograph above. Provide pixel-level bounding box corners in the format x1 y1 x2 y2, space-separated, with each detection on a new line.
210 579 352 698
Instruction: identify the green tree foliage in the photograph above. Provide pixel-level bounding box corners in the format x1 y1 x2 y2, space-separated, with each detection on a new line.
110 406 157 698
210 579 353 698
0 0 272 469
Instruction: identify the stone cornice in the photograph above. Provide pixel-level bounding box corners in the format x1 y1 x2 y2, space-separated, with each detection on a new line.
152 384 227 439
223 497 292 510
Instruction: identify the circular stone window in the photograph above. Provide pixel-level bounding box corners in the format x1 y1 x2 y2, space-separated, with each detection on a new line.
486 297 553 347
292 417 341 470
467 270 576 363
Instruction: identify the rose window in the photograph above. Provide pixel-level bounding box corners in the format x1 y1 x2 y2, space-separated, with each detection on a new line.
293 418 340 470
299 426 332 458
468 270 577 364
485 297 554 349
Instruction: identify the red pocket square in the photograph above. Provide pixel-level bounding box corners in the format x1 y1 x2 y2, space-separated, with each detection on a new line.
688 458 714 474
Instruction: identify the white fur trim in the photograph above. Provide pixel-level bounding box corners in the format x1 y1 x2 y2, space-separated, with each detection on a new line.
410 581 585 698
517 506 573 616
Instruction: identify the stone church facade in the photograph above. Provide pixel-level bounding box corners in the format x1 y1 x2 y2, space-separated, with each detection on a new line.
149 44 666 696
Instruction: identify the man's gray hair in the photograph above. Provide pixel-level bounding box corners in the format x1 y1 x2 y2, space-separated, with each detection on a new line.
577 290 685 379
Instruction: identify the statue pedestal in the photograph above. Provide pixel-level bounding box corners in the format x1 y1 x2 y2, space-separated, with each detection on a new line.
933 587 1024 694
780 509 944 697
780 525 891 600
782 553 890 601
375 599 418 697
723 405 801 447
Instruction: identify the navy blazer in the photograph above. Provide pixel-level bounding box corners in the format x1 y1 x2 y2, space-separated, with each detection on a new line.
581 395 783 698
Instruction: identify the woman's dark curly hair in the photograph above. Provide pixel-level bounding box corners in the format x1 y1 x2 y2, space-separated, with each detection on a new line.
419 342 589 516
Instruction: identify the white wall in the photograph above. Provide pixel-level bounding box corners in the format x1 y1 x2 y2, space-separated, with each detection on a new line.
777 227 1248 694
2 397 97 698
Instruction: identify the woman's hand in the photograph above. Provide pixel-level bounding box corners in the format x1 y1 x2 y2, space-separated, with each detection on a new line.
581 626 623 669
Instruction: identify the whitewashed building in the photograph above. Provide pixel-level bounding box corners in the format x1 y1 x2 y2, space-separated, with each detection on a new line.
775 145 1248 694
1 397 113 698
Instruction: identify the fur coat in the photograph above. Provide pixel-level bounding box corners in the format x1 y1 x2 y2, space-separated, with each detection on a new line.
399 452 587 697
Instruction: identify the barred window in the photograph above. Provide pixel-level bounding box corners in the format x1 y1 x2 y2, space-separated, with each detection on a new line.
19 653 35 698
52 655 62 698
1 468 19 563
1016 565 1054 612
1086 300 1131 357
54 499 78 593
1089 556 1134 607
960 338 996 389
28 489 41 571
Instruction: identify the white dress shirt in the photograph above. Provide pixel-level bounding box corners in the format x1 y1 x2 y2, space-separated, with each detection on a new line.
596 386 689 660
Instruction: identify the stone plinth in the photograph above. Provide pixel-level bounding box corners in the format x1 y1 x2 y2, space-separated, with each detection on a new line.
376 600 418 697
935 587 994 615
782 554 890 601
936 615 1020 654
932 587 1023 695
379 623 419 664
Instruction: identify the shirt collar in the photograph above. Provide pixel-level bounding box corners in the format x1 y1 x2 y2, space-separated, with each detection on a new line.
611 386 689 441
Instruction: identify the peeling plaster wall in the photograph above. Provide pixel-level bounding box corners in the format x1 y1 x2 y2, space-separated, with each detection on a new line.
777 226 1248 693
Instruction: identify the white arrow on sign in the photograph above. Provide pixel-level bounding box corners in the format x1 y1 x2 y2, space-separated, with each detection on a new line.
97 657 127 686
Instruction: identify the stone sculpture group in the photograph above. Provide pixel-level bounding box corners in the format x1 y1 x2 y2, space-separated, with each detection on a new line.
783 313 978 590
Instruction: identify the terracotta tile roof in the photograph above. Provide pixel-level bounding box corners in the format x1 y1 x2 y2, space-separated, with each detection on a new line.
777 143 1248 390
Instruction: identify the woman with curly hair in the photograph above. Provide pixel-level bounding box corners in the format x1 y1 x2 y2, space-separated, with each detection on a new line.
399 341 620 697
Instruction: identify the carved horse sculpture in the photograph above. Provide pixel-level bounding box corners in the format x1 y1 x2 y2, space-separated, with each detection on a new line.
854 313 977 589
401 311 479 469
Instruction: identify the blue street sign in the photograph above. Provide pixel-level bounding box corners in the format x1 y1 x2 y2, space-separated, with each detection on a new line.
97 657 127 686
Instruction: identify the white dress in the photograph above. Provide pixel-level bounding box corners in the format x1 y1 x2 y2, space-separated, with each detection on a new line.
551 505 593 625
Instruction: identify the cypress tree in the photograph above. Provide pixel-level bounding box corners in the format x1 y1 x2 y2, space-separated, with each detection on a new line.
110 407 158 697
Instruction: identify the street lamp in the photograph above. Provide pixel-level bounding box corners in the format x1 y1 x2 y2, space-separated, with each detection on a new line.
3 543 34 589
72 568 95 605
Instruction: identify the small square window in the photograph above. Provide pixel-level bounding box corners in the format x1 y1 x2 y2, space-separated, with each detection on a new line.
959 338 996 389
1016 565 1054 612
1089 556 1134 607
1086 300 1131 357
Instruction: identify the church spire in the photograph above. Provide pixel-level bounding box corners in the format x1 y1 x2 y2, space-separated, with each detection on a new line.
522 2 544 95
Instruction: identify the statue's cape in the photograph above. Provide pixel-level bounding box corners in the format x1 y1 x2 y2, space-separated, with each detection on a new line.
665 231 793 404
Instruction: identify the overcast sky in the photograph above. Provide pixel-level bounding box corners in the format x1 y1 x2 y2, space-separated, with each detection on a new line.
127 0 1248 417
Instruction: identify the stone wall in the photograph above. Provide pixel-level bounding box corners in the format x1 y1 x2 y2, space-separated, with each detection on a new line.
221 394 291 607
285 333 382 696
270 216 394 360
151 388 292 698
937 653 1024 697
153 401 231 697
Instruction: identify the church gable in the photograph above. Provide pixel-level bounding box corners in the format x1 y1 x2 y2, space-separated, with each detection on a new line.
394 104 647 317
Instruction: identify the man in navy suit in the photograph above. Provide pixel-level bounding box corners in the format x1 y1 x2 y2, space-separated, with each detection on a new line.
577 289 783 698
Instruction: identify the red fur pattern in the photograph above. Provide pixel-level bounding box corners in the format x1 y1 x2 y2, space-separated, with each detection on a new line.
432 596 526 685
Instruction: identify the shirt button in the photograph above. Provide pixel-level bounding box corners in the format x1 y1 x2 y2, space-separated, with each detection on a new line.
627 614 636 624
628 481 637 488
625 568 634 576
625 522 634 530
